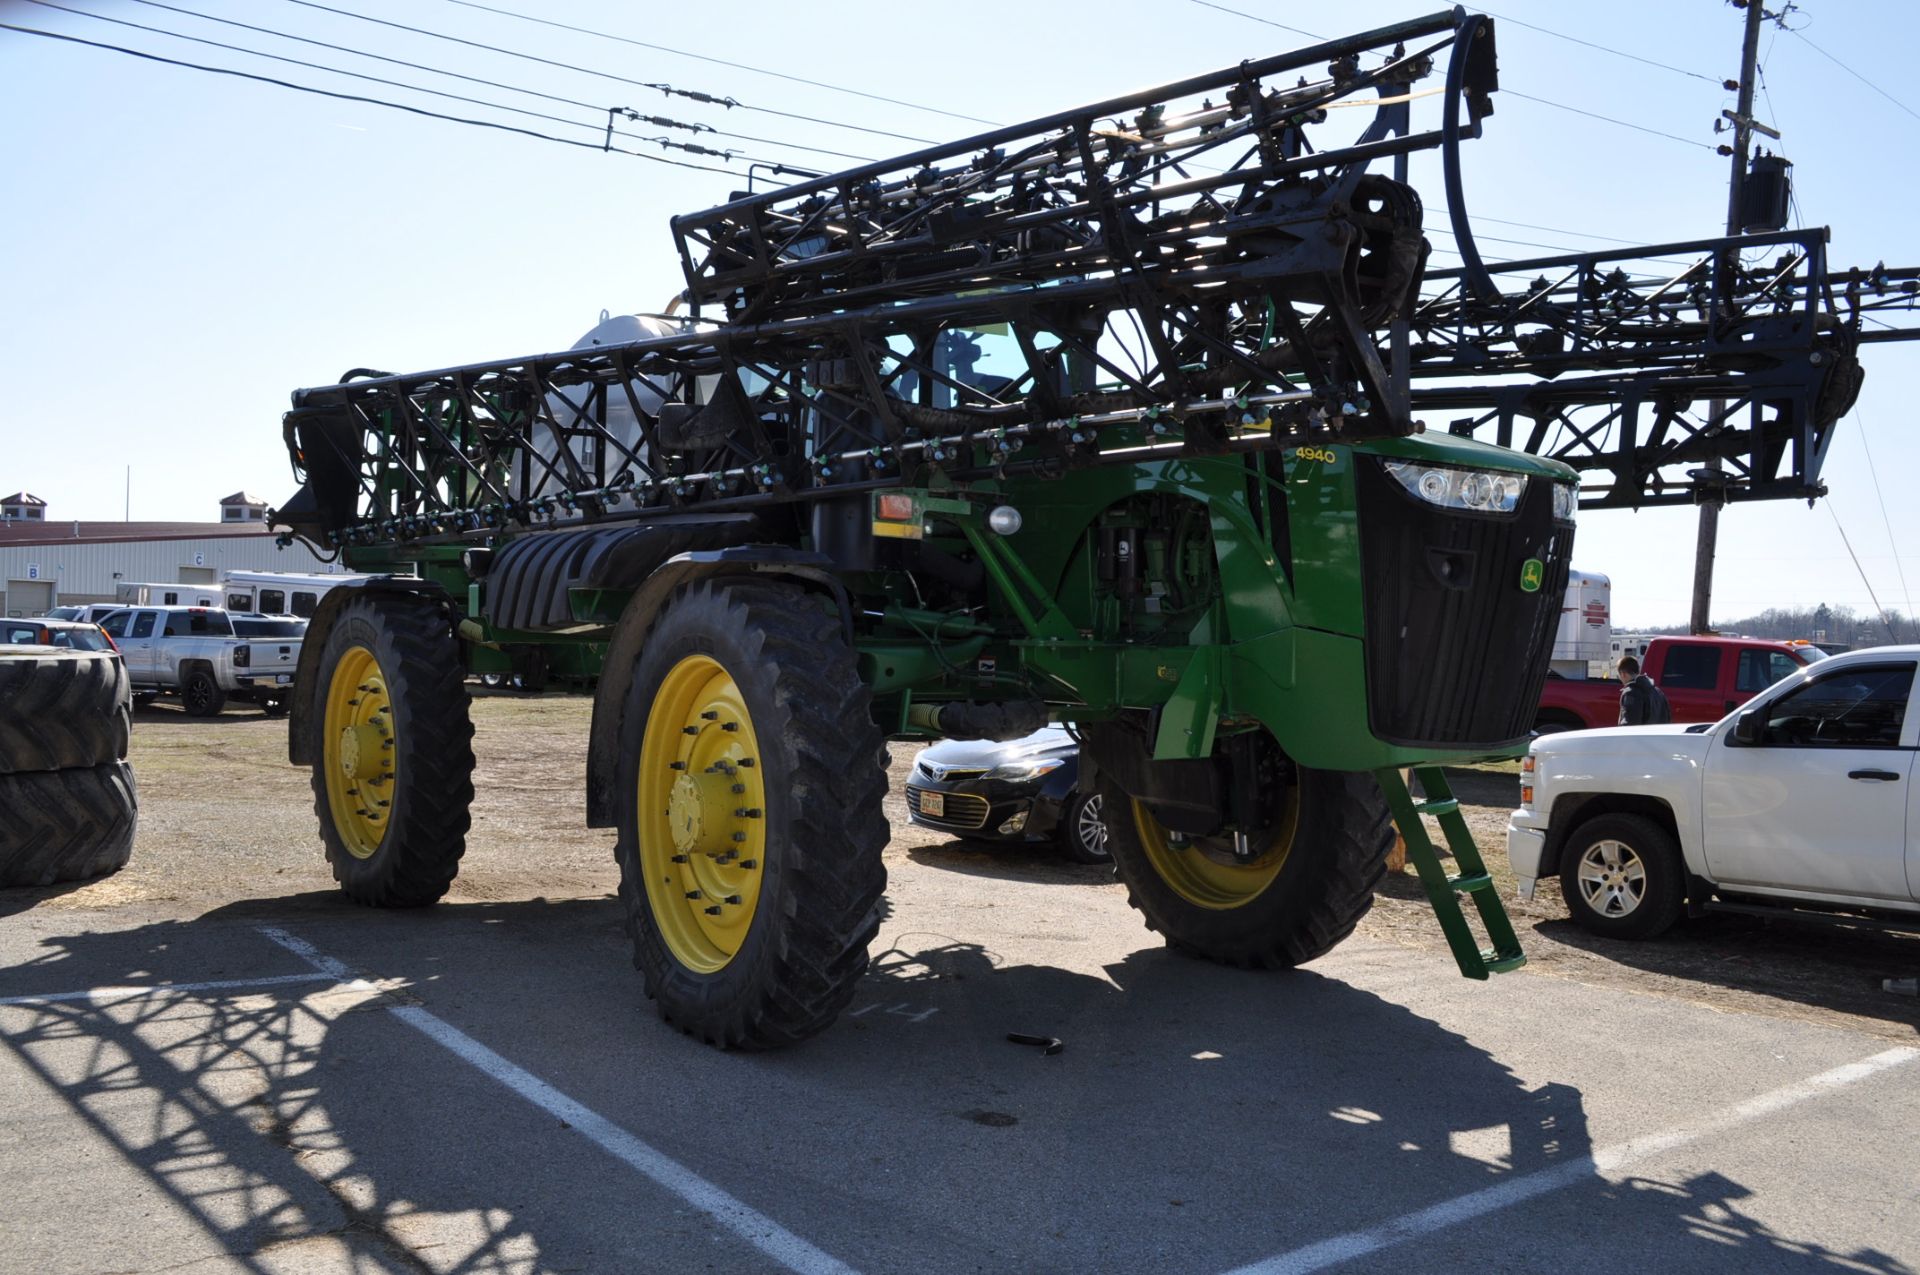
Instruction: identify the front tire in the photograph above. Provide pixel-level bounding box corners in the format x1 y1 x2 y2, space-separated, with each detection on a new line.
615 581 888 1049
1058 791 1110 864
306 595 475 907
1558 812 1684 940
1103 758 1393 968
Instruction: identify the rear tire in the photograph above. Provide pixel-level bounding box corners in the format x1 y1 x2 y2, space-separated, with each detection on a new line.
615 581 888 1049
1103 761 1393 968
0 761 138 887
306 595 475 907
181 670 226 717
0 649 130 772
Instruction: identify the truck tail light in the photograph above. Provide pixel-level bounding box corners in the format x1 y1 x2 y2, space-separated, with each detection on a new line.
1521 784 1533 806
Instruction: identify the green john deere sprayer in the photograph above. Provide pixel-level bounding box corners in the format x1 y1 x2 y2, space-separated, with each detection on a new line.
273 11 1575 1048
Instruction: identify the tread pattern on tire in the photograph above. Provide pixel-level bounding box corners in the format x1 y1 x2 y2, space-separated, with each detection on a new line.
0 650 131 773
1105 766 1394 969
618 581 889 1050
308 597 475 907
0 761 138 887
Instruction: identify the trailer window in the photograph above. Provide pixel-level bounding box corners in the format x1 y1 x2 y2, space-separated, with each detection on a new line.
259 589 285 613
1659 644 1721 691
228 593 252 611
292 592 318 617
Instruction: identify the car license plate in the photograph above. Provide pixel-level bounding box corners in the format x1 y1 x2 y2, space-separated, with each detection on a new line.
275 674 291 684
921 790 945 817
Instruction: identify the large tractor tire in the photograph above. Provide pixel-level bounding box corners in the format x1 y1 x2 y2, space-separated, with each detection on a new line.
1102 761 1394 968
306 595 475 907
0 649 131 773
0 762 138 887
615 580 889 1049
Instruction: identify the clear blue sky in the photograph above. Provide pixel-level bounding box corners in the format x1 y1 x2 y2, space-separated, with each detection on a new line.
3 0 1916 627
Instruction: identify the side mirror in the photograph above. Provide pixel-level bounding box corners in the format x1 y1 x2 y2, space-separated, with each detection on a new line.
1733 709 1764 746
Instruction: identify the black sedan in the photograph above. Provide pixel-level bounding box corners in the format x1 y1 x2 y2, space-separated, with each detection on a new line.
904 727 1108 863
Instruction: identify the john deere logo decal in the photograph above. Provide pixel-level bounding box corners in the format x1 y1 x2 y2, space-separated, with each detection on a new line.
1519 559 1545 593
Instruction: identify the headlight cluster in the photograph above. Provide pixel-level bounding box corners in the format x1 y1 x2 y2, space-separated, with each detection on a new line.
1552 482 1578 522
1385 460 1528 513
988 757 1064 781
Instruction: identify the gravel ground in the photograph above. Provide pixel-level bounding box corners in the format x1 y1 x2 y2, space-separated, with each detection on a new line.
33 692 1919 1042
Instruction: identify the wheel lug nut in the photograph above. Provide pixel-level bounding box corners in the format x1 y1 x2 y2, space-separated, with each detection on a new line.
739 859 757 869
683 726 700 736
731 783 746 794
703 905 723 916
669 761 687 771
722 722 739 732
671 853 689 863
725 895 742 905
685 889 702 899
700 710 718 721
731 831 748 843
737 758 754 768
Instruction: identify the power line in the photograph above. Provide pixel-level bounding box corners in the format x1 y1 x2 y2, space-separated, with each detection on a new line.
115 0 874 163
1787 26 1920 124
1827 502 1903 642
436 0 996 129
19 0 786 167
1503 89 1716 151
1851 407 1916 629
1184 0 1323 40
0 23 744 175
271 0 940 145
1476 7 1722 84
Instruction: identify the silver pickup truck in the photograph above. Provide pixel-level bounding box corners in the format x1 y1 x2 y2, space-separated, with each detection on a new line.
97 606 303 716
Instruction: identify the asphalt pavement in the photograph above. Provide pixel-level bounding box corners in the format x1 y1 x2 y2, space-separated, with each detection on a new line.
2 854 1915 1275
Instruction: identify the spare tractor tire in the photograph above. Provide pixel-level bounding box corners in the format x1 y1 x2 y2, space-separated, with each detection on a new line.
0 761 138 887
0 649 131 773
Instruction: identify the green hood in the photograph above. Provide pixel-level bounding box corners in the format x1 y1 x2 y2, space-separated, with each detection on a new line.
1358 431 1578 482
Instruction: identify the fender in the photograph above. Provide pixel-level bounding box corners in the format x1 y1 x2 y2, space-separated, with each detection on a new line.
583 547 851 828
286 575 455 765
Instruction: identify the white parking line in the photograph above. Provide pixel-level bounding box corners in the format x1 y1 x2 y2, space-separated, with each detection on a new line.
0 971 341 1007
257 925 862 1275
1222 1044 1920 1275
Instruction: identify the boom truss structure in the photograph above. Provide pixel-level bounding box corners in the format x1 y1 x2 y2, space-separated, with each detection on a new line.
1404 230 1920 509
279 11 1498 549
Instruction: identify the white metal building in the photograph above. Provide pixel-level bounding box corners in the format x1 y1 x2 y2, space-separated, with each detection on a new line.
0 508 340 616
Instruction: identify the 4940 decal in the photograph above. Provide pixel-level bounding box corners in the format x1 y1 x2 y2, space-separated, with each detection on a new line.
1292 446 1340 465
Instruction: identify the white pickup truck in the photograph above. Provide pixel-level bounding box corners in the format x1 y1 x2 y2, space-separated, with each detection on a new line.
97 606 303 716
1507 645 1920 939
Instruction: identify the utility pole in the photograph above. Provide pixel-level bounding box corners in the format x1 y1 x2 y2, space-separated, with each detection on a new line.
1689 0 1770 634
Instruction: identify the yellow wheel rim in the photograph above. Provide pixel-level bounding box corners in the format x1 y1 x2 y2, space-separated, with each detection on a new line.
636 654 768 973
321 645 396 860
1132 782 1300 910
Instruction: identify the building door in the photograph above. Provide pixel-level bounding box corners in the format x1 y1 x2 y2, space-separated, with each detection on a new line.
4 579 55 616
178 565 218 584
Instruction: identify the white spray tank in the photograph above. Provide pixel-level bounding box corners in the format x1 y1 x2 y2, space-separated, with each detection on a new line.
515 310 691 502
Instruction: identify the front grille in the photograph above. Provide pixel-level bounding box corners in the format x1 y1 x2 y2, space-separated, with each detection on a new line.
906 785 991 830
916 763 987 782
1356 458 1572 748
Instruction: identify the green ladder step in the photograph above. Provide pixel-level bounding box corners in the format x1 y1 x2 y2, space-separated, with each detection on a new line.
1375 765 1527 982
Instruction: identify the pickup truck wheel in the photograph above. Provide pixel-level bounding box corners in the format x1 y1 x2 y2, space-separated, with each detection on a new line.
1102 757 1393 968
0 761 137 887
181 670 227 718
615 581 888 1049
1559 813 1684 940
0 649 131 772
308 595 474 907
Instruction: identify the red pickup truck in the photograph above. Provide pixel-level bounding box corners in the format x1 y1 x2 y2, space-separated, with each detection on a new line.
1535 636 1826 732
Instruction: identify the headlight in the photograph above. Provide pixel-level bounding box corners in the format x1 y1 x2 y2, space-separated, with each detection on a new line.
1552 482 1577 521
988 757 1065 782
1384 461 1528 513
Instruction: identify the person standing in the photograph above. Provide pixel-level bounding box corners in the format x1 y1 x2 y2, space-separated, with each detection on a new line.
1616 655 1672 725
